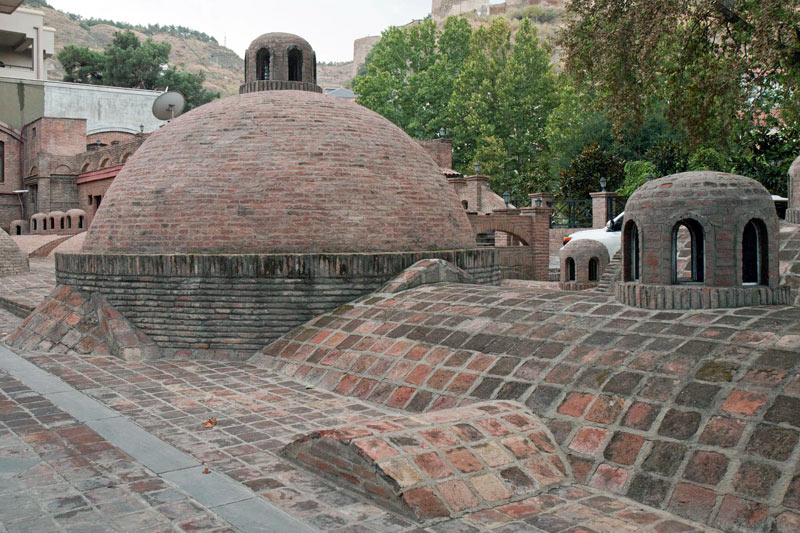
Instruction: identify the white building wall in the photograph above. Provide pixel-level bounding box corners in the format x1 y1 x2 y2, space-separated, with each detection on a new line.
0 7 55 81
43 81 166 134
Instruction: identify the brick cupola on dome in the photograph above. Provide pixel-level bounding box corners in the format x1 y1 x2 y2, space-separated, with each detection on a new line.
616 171 790 309
40 76 498 361
240 33 321 94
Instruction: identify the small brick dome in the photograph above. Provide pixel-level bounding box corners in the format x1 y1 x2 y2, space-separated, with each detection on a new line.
617 171 788 309
559 239 609 290
242 32 318 93
82 90 477 255
0 228 29 276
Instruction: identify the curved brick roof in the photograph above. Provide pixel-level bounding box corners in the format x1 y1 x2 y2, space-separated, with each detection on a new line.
0 228 29 276
82 91 476 254
255 280 800 531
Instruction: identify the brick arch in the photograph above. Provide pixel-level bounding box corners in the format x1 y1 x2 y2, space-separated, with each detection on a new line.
468 216 535 246
467 212 550 280
53 164 74 175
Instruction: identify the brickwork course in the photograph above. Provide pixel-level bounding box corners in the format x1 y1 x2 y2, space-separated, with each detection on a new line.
0 228 29 277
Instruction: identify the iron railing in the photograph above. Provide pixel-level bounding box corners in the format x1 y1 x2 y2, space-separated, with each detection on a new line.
550 199 593 228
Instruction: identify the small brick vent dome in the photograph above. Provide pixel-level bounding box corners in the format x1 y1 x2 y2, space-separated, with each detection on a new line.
617 171 789 309
559 239 609 291
82 90 477 255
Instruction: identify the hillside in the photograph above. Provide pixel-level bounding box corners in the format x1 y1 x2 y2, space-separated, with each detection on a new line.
33 5 245 97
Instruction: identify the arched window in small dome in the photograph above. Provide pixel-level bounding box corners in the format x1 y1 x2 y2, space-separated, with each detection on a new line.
742 219 768 285
288 47 303 82
566 257 576 282
60 217 65 230
66 217 72 229
49 217 55 230
78 215 84 229
32 219 37 231
256 49 271 81
589 257 599 282
623 221 640 282
672 219 704 283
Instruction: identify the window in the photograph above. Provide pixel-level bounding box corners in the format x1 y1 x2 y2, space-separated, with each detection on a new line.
32 219 37 231
623 221 640 282
566 258 576 282
78 215 84 229
256 49 271 81
742 219 768 285
462 200 469 210
66 217 72 229
288 48 303 82
672 219 705 283
60 217 65 230
15 225 21 235
0 141 4 183
49 217 55 230
589 258 599 282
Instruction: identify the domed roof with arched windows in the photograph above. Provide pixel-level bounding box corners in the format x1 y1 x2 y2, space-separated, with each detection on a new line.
617 171 789 309
82 90 477 255
242 32 319 93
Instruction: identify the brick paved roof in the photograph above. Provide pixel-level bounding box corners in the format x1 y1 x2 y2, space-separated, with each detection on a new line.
255 281 800 531
82 90 476 255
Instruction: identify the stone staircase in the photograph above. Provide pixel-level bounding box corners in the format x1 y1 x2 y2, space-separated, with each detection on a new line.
594 249 622 293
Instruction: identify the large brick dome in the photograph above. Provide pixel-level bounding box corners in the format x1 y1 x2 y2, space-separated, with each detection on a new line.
82 91 477 254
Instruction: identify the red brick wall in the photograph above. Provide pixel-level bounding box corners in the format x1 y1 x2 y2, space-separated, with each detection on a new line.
86 132 138 146
416 139 453 169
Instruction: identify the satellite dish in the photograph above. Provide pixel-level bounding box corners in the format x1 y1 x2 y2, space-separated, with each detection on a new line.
152 91 186 121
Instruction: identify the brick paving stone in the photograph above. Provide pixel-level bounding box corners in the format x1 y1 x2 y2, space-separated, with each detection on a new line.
0 369 232 532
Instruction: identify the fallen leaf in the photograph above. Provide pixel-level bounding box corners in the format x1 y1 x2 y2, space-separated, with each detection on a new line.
203 467 210 474
203 417 217 428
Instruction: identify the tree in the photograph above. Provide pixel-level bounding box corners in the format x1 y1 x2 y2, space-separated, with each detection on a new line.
57 31 219 110
560 0 800 150
557 143 624 201
447 18 558 202
355 17 558 203
354 17 471 140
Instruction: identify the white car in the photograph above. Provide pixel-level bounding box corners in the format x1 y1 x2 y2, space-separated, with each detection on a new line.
561 212 624 259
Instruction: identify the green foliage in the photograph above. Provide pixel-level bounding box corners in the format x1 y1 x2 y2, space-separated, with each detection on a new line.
355 17 558 203
23 0 51 7
730 127 800 197
687 148 730 172
617 161 656 202
57 31 218 110
557 143 625 201
644 141 689 177
560 0 800 150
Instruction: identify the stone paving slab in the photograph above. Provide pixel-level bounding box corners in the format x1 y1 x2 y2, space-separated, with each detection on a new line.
0 344 317 533
0 368 235 532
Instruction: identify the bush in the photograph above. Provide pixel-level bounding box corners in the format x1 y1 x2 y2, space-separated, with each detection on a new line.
617 161 656 202
645 140 688 177
558 143 625 200
688 147 729 172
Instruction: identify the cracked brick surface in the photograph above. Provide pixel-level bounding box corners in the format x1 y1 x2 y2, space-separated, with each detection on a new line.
255 281 800 531
283 401 568 522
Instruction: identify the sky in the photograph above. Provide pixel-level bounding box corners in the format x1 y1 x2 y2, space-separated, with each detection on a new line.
46 0 436 62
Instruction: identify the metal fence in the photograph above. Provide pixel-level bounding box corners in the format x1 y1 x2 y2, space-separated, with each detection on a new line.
550 199 593 228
